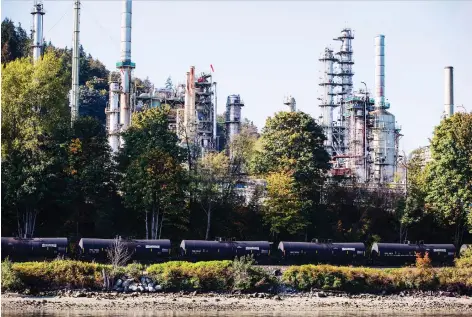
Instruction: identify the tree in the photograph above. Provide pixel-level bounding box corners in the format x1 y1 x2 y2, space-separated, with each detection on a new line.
253 111 330 239
64 116 116 238
165 76 173 90
1 53 69 238
263 171 305 236
123 149 186 239
425 113 472 246
196 152 231 240
119 107 188 239
79 84 107 124
1 19 30 65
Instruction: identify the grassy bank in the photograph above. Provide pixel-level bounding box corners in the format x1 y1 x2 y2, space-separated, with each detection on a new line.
2 254 472 294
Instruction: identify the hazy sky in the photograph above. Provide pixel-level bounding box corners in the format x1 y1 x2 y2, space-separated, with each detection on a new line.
2 0 471 154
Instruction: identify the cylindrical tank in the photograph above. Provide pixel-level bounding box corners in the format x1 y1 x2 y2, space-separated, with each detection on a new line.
180 240 270 262
422 244 456 265
278 241 366 265
133 239 171 262
371 242 419 265
1 237 68 261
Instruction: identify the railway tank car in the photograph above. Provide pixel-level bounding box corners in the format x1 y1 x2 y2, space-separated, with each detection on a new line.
78 238 171 263
278 240 366 265
180 239 271 263
1 237 68 261
460 244 472 254
371 241 456 266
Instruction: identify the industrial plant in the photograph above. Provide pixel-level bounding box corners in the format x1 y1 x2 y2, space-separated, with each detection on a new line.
26 0 461 188
318 29 402 184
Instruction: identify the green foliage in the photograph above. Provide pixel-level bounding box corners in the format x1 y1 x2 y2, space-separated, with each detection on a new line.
282 265 472 293
125 262 145 279
456 248 472 269
232 255 276 292
424 113 472 244
147 261 233 291
1 19 30 64
1 258 24 291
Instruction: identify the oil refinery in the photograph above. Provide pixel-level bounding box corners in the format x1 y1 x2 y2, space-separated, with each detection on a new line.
27 0 460 187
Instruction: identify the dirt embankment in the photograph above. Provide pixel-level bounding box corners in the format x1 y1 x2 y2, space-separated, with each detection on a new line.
2 291 472 314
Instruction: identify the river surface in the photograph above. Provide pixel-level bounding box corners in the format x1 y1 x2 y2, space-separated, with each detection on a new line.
2 312 471 317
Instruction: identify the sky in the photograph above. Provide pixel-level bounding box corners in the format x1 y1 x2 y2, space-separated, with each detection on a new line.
2 0 471 154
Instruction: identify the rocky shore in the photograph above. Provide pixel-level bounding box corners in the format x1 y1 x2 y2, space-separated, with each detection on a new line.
2 290 472 314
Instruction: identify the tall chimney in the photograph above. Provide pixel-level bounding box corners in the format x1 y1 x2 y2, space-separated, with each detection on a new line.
117 0 135 148
31 1 45 63
70 1 81 124
444 66 454 118
374 35 385 108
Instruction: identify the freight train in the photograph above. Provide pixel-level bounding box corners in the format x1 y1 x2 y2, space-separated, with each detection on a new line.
1 236 467 267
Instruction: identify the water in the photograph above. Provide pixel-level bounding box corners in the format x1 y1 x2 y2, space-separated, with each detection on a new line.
2 312 470 317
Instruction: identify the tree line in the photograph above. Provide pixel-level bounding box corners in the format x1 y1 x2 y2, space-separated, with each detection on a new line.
1 19 471 247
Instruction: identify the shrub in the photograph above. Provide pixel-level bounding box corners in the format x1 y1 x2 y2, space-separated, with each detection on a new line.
125 262 145 279
1 258 24 291
456 248 472 269
415 252 432 270
232 255 276 292
147 261 232 291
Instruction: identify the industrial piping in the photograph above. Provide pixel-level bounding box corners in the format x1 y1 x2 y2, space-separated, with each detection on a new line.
374 35 385 108
444 66 454 118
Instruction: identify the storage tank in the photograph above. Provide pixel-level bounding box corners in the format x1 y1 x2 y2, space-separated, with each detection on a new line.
180 239 270 262
1 237 68 261
371 242 455 266
278 241 366 265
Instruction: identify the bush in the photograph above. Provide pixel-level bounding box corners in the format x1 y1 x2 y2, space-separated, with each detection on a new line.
1 258 24 291
12 260 108 290
125 262 145 279
456 248 472 269
282 264 472 294
415 252 432 269
147 261 232 291
232 255 276 292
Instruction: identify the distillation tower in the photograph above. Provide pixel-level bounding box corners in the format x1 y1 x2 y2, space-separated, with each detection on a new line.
226 94 245 156
31 1 45 63
180 66 217 155
318 30 401 184
284 95 296 112
70 1 81 124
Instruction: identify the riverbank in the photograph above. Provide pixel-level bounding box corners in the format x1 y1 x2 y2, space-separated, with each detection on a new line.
2 291 472 314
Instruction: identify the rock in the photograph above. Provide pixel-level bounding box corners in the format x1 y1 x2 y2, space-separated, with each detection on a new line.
123 279 134 288
215 298 220 302
316 292 327 298
272 269 282 277
172 298 177 302
147 286 155 292
115 279 123 287
148 282 154 288
129 284 138 292
191 291 198 296
274 295 282 301
74 292 87 298
137 286 144 292
381 290 387 296
42 300 47 304
154 285 163 291
145 277 152 284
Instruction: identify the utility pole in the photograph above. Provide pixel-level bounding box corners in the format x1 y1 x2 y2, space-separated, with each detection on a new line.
70 1 81 125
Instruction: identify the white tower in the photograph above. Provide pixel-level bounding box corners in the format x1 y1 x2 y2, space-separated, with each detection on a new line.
284 95 296 112
444 66 454 119
70 1 81 124
31 1 45 63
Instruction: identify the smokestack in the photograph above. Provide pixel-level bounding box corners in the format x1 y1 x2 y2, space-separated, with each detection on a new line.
31 1 45 63
118 0 135 145
444 66 454 118
70 1 81 124
374 34 385 108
